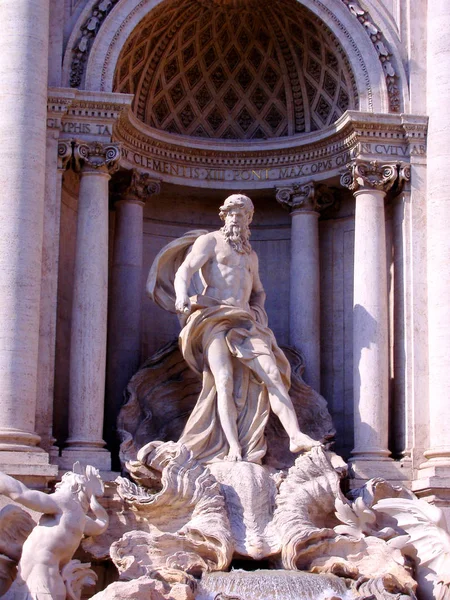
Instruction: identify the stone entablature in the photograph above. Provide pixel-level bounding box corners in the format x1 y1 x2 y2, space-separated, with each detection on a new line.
114 110 427 189
48 89 426 189
47 88 133 140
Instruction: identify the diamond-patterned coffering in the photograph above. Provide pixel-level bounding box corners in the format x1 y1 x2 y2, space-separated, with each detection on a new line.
207 106 225 131
115 0 357 139
236 66 253 91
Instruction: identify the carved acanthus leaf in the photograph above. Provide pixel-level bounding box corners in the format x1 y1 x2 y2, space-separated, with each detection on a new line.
70 0 120 87
275 182 335 213
113 169 161 204
341 0 400 112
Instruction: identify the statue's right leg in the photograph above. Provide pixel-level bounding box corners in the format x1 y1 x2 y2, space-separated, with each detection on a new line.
206 334 242 461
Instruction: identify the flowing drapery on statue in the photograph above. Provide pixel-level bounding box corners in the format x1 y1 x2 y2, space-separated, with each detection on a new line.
147 195 322 465
180 303 292 464
148 229 293 463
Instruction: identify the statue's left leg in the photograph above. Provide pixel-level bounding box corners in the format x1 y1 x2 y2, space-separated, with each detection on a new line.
249 354 321 453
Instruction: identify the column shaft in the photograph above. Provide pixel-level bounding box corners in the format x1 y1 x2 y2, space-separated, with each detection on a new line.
276 182 334 391
341 161 404 485
64 170 110 467
105 200 144 446
105 172 160 465
352 189 390 458
290 209 321 391
0 0 50 453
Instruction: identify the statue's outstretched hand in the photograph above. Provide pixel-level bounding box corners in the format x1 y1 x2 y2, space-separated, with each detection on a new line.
175 294 191 314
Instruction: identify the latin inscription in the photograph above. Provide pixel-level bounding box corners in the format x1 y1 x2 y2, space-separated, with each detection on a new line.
351 142 426 158
122 140 425 183
57 121 112 136
123 148 352 182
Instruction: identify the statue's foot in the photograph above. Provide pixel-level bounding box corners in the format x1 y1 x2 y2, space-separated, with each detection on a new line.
289 433 322 453
224 446 242 461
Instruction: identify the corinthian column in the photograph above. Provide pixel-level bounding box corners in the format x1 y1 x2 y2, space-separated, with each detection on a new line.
105 170 160 463
60 141 120 471
0 0 57 480
276 182 334 391
341 161 398 477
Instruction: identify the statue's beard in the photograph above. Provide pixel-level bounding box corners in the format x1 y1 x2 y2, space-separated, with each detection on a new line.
220 223 252 254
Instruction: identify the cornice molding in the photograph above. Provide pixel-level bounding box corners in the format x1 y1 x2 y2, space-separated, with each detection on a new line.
47 90 426 189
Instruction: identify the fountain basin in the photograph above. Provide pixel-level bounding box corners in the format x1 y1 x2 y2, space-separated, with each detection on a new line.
196 569 354 600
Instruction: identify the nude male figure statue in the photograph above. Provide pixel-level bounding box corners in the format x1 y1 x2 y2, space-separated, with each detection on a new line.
172 194 320 462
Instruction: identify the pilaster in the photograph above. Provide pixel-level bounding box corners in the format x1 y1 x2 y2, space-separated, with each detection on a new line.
413 0 450 520
35 105 72 459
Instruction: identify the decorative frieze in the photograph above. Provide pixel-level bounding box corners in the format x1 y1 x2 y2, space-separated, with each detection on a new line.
340 0 400 112
73 141 121 173
276 182 334 213
70 0 121 88
114 111 427 187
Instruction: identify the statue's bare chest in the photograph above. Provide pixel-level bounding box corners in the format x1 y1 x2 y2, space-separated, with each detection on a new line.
215 246 251 272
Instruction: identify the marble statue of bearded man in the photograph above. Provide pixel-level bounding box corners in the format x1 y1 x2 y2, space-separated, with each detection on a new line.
147 194 319 464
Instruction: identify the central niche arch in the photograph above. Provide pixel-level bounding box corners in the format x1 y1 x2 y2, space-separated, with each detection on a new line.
113 0 358 139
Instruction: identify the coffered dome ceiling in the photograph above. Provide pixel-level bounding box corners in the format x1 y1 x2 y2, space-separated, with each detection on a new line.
114 0 358 140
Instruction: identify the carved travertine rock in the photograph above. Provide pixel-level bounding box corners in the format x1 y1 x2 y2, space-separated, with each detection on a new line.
87 442 417 598
374 497 450 600
90 575 195 600
0 463 108 600
0 505 34 596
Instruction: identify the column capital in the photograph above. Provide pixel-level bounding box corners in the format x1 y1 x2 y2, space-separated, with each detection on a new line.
57 139 73 172
112 169 161 205
340 160 399 194
73 140 120 174
275 182 334 214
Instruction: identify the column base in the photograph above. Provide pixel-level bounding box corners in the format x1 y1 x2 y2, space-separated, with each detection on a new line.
59 447 111 471
0 427 42 451
348 457 412 489
0 450 58 488
412 461 450 528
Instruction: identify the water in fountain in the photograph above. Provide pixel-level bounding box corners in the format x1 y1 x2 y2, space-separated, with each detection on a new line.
196 569 355 600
